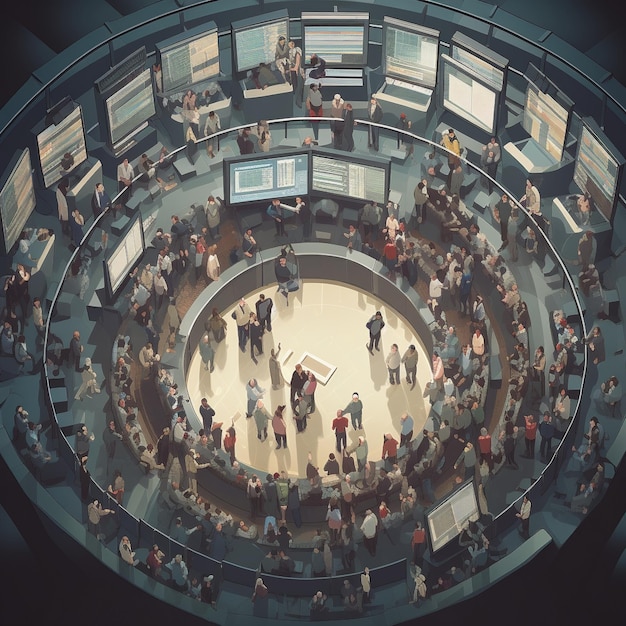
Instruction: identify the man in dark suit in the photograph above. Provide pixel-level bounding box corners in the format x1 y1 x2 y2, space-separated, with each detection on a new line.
69 330 83 372
91 183 111 219
367 95 383 151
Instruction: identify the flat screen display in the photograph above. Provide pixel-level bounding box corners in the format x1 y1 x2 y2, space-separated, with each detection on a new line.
311 151 389 205
225 151 309 205
441 55 499 135
232 13 290 73
158 25 219 93
382 17 439 88
36 105 88 189
522 82 570 163
0 149 36 254
574 122 621 223
302 12 368 67
105 68 156 149
450 31 507 91
105 215 145 297
427 481 479 553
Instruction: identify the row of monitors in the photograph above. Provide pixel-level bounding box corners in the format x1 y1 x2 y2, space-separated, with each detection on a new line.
224 148 390 207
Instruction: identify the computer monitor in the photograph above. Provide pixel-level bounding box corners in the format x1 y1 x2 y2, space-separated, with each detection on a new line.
440 54 500 135
426 481 480 553
0 148 36 255
224 150 309 205
450 31 508 91
231 10 290 74
302 11 369 67
36 103 88 189
573 118 624 224
522 64 573 163
382 17 439 88
103 214 146 301
156 22 220 94
104 68 156 152
310 148 390 205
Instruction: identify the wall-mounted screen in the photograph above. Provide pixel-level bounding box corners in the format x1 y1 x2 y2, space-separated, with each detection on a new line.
574 120 623 223
522 77 571 163
311 149 389 205
0 149 36 255
440 54 499 135
104 215 145 299
427 481 479 553
302 12 369 67
382 17 439 88
232 10 290 74
105 68 155 150
94 47 147 95
156 23 219 94
450 31 508 91
225 151 309 205
36 105 88 189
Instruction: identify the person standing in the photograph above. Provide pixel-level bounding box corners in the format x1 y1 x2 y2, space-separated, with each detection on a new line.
203 111 221 158
69 330 83 372
102 419 122 460
332 409 349 452
341 103 355 152
117 157 134 205
306 82 324 140
382 433 399 467
206 307 227 343
386 343 401 385
538 412 555 461
480 136 501 193
330 93 345 148
269 344 283 390
367 96 383 151
360 509 378 556
366 311 385 354
232 298 251 352
342 393 363 430
493 193 513 252
523 414 538 458
288 40 304 108
199 398 215 432
199 333 215 372
400 412 414 449
516 495 532 539
87 499 115 540
275 256 292 305
246 379 265 417
272 405 287 450
402 345 418 389
249 313 264 363
432 351 444 391
303 372 317 413
253 399 271 441
56 179 70 235
255 293 273 333
267 198 285 237
289 364 308 408
205 195 222 240
360 200 382 242
91 182 111 219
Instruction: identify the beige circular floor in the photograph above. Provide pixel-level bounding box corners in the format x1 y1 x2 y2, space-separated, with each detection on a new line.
185 280 433 479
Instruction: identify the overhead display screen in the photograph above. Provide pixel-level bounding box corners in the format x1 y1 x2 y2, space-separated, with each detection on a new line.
105 216 145 297
105 68 156 149
574 122 622 223
427 481 479 553
302 12 369 67
232 12 289 73
311 152 389 205
382 17 439 88
450 31 507 91
226 152 309 205
158 24 219 93
441 54 499 135
36 105 88 189
522 82 570 163
0 148 36 255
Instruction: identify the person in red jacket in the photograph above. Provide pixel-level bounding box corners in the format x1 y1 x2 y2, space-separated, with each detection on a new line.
411 521 426 565
523 414 538 458
478 427 493 469
382 433 399 467
332 410 349 452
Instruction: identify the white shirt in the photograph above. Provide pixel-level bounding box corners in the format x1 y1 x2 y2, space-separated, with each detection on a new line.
360 512 378 538
157 253 172 275
117 161 134 183
429 278 443 300
519 499 531 519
